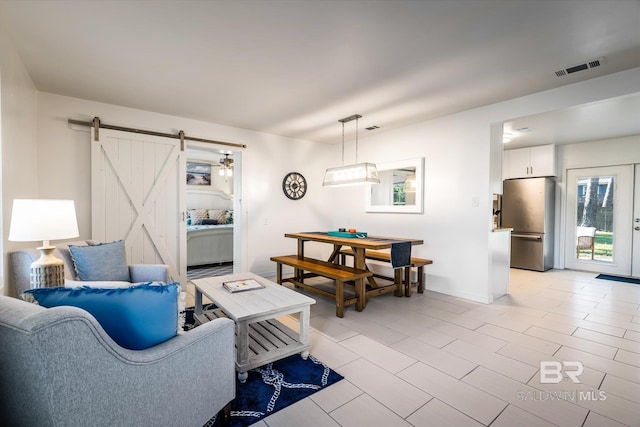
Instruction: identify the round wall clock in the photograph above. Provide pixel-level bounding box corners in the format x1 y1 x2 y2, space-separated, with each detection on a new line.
282 172 307 200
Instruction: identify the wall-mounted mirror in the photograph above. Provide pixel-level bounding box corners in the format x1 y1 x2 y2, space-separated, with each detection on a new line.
365 157 424 213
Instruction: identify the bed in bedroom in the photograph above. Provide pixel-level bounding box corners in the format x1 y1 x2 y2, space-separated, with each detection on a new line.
186 189 234 267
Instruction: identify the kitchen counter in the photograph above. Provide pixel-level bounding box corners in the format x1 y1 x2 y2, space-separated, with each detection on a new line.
492 227 513 232
489 228 511 301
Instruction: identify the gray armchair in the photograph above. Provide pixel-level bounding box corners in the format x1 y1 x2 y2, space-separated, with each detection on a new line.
9 240 170 295
0 295 235 427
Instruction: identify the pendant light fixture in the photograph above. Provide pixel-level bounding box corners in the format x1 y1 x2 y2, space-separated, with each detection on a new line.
219 154 233 177
323 114 379 186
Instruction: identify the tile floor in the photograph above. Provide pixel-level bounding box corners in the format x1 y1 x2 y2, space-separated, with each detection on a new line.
185 269 640 427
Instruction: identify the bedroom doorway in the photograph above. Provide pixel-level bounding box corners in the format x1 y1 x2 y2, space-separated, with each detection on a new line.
185 144 242 279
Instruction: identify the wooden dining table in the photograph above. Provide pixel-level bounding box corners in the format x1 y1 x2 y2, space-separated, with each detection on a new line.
284 231 424 302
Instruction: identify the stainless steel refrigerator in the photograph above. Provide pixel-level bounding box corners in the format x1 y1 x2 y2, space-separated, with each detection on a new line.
502 177 555 271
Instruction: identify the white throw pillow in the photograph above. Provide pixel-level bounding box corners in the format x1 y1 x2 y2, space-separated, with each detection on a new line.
65 279 133 289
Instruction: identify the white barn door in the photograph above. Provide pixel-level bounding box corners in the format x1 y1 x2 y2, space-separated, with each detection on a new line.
91 128 186 286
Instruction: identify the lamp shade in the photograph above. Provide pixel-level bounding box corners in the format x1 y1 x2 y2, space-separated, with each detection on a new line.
9 199 79 243
403 174 417 193
323 162 380 186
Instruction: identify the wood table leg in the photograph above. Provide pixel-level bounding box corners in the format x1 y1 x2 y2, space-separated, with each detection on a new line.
354 278 365 312
300 306 311 358
295 240 305 287
194 288 203 324
418 266 425 293
404 266 412 297
276 263 282 284
328 244 342 264
353 248 368 309
219 402 231 427
394 269 403 297
336 279 345 317
236 321 249 383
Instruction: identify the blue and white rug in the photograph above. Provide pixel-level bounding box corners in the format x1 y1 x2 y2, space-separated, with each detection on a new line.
205 354 343 427
182 307 343 427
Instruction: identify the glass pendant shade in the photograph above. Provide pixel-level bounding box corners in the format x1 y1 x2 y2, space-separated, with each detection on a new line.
403 174 417 192
323 162 379 186
323 114 379 186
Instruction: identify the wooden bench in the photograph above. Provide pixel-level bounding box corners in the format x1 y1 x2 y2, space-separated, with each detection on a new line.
339 249 433 297
270 255 372 318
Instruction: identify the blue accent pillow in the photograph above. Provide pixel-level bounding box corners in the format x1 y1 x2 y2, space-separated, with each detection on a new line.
25 283 179 350
69 240 131 282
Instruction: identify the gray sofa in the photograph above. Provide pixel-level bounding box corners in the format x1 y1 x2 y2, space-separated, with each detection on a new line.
9 241 170 295
0 295 235 426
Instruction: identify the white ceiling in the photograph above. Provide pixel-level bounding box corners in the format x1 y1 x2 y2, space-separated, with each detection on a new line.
1 0 639 145
503 92 640 149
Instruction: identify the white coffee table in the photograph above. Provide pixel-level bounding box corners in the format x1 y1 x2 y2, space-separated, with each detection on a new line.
192 273 315 383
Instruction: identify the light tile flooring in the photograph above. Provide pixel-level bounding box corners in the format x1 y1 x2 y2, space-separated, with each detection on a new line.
185 269 640 427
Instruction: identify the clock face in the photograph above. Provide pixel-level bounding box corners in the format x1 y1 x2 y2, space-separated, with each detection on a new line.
282 172 307 200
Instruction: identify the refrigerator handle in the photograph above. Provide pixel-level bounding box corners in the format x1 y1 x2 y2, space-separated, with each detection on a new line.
512 234 542 240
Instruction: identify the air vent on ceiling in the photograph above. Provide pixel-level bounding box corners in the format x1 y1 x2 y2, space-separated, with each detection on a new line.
555 57 604 77
366 125 380 131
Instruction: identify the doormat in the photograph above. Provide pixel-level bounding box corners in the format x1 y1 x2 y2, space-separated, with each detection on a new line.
595 274 640 285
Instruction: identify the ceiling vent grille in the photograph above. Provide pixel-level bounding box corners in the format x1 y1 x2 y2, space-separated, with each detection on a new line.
555 57 604 77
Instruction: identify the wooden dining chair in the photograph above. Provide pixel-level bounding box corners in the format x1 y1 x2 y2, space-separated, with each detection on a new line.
576 226 596 259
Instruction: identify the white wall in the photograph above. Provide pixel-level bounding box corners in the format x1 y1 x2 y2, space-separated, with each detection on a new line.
35 92 335 280
327 67 640 303
0 23 38 295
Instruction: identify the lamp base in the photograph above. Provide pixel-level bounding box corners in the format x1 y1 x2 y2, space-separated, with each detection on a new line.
30 246 65 288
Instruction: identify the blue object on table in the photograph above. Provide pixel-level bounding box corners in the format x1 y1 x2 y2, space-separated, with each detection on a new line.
391 242 412 268
327 231 368 238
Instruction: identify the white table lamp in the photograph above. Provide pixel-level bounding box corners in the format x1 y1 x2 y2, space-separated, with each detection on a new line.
9 199 79 288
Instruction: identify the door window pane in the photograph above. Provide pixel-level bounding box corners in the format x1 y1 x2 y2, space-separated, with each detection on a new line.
576 176 614 262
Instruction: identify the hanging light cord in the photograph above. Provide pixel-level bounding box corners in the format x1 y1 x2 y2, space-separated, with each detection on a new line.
341 121 345 165
337 114 362 165
355 116 359 163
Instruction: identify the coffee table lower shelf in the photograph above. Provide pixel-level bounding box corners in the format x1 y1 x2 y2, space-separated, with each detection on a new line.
195 307 310 382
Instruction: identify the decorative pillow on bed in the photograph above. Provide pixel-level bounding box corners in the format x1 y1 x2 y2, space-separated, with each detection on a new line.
225 210 234 224
25 282 181 350
69 240 131 282
188 209 209 225
201 219 218 225
208 209 227 224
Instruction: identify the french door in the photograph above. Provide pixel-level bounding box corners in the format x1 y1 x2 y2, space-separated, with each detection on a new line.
633 165 640 277
565 165 638 277
91 128 187 286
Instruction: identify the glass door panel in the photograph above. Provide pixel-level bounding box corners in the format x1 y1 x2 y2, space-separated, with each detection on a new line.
565 166 633 275
575 175 614 262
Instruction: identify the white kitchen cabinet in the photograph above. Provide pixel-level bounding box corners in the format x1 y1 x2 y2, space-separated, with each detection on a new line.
504 144 556 179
